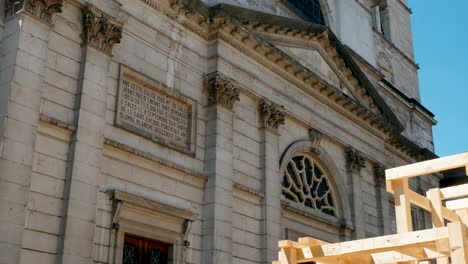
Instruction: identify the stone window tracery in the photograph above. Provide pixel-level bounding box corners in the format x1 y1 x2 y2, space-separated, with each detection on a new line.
282 154 337 216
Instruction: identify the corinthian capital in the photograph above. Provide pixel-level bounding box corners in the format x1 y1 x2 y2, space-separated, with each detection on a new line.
259 100 285 133
205 73 240 110
5 0 63 24
345 147 365 172
82 5 123 56
374 164 386 187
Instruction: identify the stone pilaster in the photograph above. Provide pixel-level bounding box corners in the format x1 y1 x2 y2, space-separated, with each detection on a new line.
259 99 285 263
56 5 122 263
344 147 366 239
0 5 61 262
202 73 239 263
374 163 387 235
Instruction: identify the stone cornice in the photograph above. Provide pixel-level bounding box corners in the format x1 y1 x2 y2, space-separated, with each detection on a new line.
205 72 240 110
388 133 437 162
82 5 123 56
259 100 286 133
134 0 434 162
5 0 63 24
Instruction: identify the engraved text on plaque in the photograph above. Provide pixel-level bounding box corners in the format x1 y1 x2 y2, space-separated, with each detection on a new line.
116 69 195 153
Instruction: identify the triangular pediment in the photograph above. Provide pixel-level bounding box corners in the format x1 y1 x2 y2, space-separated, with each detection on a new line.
274 44 360 102
237 20 404 132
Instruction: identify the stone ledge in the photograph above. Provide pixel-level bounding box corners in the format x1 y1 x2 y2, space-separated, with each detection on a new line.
104 138 207 180
233 182 264 199
39 114 76 131
110 190 199 221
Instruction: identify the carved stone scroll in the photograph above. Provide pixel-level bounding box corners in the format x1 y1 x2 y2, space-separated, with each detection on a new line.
345 147 365 172
205 73 240 110
5 0 63 24
82 5 123 56
309 128 322 154
259 100 285 132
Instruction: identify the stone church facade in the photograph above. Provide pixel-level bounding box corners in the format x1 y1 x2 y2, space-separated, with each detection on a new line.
0 0 438 263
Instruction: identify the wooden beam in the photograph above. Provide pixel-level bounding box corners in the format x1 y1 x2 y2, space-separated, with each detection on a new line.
440 183 468 200
290 227 449 262
448 222 468 264
427 189 444 228
407 190 431 211
394 179 413 233
385 152 468 181
446 198 468 211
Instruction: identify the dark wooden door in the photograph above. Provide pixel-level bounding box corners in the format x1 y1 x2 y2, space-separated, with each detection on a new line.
123 235 169 264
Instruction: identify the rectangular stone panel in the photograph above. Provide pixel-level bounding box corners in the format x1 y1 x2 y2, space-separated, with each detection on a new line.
116 65 197 155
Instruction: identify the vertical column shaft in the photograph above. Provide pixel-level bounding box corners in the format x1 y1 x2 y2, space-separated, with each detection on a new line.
202 73 239 264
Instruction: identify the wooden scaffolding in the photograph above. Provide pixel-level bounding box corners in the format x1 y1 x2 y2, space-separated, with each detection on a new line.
273 152 468 264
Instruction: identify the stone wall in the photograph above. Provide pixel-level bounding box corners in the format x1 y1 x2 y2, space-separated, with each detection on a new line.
0 0 436 264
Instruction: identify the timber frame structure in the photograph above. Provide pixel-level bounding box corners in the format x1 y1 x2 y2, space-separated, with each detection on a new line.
274 152 468 264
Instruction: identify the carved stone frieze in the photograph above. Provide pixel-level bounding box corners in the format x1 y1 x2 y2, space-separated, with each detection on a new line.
205 73 240 110
5 0 63 24
82 5 123 56
374 164 386 187
345 147 365 172
259 100 285 132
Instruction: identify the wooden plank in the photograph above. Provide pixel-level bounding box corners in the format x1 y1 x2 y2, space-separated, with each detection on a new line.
385 152 468 181
455 209 468 226
448 222 468 264
440 183 468 200
427 189 445 228
441 206 461 223
446 198 468 211
281 248 298 264
394 179 413 233
294 226 449 261
407 190 431 211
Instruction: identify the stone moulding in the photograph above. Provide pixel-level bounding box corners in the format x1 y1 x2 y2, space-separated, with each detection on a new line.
259 100 286 132
129 0 434 162
205 72 240 110
5 0 63 24
82 5 123 56
345 147 366 172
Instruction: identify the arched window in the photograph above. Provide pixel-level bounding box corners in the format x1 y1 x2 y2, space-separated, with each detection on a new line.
282 154 337 216
286 0 325 25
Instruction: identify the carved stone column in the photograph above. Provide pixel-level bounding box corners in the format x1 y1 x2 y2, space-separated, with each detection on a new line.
56 5 122 263
345 147 366 239
202 73 239 264
374 164 387 235
0 2 62 262
259 99 285 263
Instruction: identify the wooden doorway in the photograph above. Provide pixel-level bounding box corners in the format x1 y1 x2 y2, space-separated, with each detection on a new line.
123 234 170 264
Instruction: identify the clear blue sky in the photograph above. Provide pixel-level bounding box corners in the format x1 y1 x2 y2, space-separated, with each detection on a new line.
410 0 468 157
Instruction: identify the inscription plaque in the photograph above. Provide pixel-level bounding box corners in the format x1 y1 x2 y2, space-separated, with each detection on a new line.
116 66 196 154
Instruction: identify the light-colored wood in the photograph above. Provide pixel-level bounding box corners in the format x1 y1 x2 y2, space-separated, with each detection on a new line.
407 190 431 211
448 222 468 264
455 209 468 226
428 189 445 228
440 183 468 200
394 179 413 233
275 153 468 264
446 198 468 211
385 152 468 181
